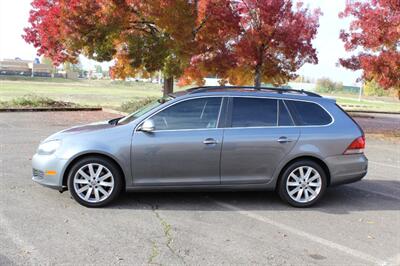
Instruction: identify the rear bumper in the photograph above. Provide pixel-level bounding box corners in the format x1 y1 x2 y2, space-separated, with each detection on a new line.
32 153 67 191
325 154 368 186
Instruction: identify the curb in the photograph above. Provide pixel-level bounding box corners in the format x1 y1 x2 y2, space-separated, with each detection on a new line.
346 110 400 115
0 107 102 112
102 108 129 116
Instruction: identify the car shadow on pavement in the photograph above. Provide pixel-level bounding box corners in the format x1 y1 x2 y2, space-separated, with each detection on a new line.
108 179 400 214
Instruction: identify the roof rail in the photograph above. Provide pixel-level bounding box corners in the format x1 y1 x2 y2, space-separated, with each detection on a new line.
186 86 321 97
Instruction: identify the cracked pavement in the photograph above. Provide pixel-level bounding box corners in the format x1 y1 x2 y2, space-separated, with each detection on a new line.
0 111 399 265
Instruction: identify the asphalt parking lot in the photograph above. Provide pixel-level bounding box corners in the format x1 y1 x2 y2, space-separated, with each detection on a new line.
0 111 399 265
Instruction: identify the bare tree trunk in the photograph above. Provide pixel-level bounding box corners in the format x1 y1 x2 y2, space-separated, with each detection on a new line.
254 64 262 88
163 77 174 97
254 45 265 88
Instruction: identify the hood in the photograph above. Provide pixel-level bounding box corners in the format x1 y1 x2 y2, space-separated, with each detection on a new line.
44 120 114 141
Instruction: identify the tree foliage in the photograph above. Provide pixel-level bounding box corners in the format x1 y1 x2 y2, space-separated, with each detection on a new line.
24 0 321 91
363 79 393 97
182 0 321 87
339 0 400 97
24 0 239 91
40 56 56 74
315 78 344 93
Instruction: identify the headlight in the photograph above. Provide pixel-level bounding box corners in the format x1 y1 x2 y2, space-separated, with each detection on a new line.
37 140 61 155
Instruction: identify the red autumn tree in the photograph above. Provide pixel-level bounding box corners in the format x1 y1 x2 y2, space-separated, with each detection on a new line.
24 0 71 64
23 0 240 95
181 0 321 87
339 0 400 97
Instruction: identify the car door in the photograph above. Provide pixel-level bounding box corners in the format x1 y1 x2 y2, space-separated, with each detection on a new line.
221 98 300 184
131 97 224 186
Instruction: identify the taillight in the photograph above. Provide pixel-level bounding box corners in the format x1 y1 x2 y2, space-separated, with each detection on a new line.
344 136 365 155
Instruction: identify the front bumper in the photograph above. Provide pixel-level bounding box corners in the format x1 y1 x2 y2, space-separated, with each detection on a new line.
32 153 68 191
325 154 368 186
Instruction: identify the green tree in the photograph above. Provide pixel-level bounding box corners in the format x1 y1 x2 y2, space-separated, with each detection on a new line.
363 80 389 97
315 78 344 93
40 56 56 75
293 76 313 83
63 62 72 72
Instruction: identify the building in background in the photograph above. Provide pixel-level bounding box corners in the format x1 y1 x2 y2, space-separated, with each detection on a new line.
28 61 52 77
0 59 31 76
0 58 52 77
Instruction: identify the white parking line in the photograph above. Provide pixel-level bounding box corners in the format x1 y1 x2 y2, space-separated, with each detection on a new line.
369 161 400 169
213 200 386 265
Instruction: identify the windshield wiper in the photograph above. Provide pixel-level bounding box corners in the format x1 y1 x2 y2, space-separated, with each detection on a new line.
108 116 124 125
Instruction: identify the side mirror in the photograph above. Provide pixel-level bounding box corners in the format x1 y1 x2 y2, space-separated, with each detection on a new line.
140 119 155 133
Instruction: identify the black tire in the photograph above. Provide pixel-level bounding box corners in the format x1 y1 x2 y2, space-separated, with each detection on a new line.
67 156 123 207
278 160 327 207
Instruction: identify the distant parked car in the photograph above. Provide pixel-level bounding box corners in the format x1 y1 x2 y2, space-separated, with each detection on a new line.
32 86 367 207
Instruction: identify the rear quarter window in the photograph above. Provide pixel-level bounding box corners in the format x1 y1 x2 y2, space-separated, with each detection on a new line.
231 98 277 127
285 100 332 126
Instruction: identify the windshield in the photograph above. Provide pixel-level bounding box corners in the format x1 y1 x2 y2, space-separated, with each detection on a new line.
118 97 172 125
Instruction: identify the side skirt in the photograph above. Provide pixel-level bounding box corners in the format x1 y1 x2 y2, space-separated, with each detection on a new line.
125 183 275 192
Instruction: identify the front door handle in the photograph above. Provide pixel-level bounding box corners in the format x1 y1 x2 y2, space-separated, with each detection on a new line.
203 138 218 145
277 137 293 143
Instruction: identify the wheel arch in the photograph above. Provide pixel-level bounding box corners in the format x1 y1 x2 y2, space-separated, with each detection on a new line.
276 155 331 187
62 152 126 190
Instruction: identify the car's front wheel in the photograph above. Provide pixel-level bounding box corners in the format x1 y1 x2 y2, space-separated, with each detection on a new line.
67 156 122 207
278 160 327 207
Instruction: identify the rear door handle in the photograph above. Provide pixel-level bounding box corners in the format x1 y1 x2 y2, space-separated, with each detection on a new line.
277 137 293 143
203 138 218 145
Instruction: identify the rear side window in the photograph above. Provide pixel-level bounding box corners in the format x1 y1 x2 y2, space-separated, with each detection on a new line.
231 98 277 127
285 100 332 126
278 100 294 126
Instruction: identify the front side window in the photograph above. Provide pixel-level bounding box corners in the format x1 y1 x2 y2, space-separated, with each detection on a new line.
231 98 278 127
285 100 332 126
151 97 222 130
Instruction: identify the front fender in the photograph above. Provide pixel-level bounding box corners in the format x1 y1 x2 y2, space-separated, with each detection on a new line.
55 127 133 188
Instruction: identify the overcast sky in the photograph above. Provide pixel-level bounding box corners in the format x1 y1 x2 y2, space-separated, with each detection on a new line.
0 0 361 85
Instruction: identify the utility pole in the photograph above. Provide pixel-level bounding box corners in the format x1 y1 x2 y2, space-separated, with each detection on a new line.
358 85 363 102
31 60 34 77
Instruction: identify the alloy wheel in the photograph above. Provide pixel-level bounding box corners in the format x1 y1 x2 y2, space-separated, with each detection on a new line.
285 166 322 203
73 163 115 203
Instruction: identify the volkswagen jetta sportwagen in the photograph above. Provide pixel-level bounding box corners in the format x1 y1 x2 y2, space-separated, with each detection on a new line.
32 86 367 207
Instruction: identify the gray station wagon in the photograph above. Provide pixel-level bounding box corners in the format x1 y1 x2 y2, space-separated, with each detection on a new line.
32 86 368 207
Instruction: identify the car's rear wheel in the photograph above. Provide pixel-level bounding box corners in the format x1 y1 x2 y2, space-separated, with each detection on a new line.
67 156 122 207
278 160 327 207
